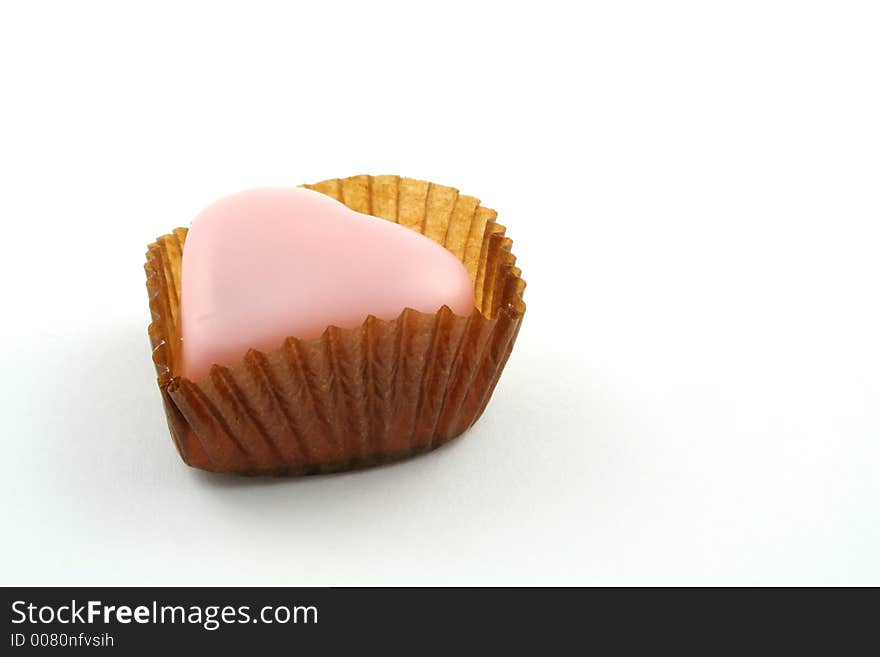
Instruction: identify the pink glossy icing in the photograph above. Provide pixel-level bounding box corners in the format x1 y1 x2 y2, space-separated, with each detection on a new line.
180 187 475 381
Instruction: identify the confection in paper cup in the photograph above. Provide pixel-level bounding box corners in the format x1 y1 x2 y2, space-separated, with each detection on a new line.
144 175 526 475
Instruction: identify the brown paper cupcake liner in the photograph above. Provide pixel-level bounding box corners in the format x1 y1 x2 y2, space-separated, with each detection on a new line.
145 175 526 475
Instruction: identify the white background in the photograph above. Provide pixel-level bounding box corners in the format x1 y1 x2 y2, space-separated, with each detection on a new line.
1 1 878 586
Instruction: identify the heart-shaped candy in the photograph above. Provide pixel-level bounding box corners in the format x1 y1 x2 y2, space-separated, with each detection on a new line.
180 188 475 381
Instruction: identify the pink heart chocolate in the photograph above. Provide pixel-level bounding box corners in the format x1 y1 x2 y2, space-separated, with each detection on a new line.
180 187 475 381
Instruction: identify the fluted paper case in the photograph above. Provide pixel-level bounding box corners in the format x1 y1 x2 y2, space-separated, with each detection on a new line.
145 175 526 475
